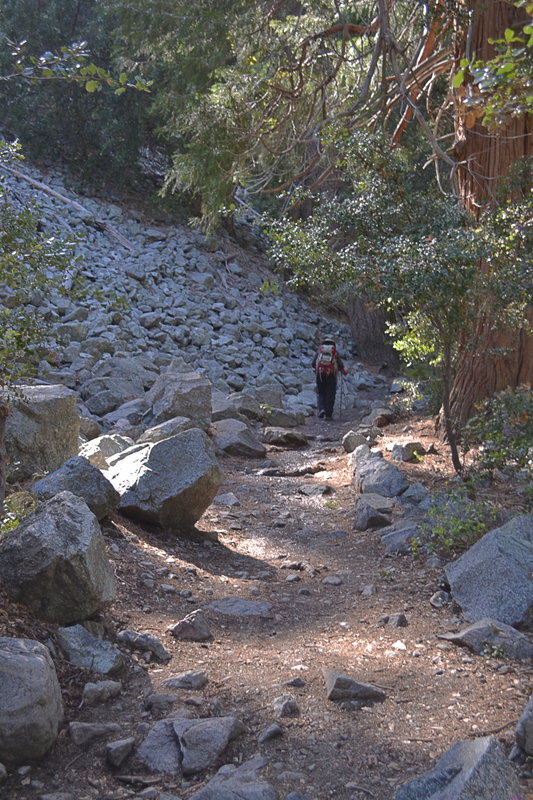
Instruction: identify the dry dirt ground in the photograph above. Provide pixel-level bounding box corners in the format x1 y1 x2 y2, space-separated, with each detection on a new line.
1 401 533 800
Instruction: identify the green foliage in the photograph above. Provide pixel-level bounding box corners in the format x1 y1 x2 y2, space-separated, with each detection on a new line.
412 488 498 557
0 0 155 189
266 134 532 436
0 142 76 392
463 385 533 479
0 491 37 536
453 1 533 128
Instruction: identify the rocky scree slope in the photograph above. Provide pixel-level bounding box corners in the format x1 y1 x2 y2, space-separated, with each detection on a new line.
2 162 385 439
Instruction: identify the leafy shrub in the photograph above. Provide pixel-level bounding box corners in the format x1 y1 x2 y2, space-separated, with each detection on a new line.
464 385 533 478
412 488 498 557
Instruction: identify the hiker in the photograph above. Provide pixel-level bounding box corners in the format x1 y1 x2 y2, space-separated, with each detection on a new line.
312 337 347 420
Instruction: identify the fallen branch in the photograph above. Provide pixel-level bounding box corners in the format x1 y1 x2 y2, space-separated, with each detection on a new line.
0 164 136 251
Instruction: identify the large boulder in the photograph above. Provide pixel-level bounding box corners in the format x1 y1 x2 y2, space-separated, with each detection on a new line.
144 366 212 429
353 451 409 498
438 618 533 661
0 492 117 624
107 429 222 531
212 419 266 458
5 384 79 479
394 736 520 800
0 637 63 767
516 693 533 756
32 456 120 520
189 755 278 800
445 514 533 627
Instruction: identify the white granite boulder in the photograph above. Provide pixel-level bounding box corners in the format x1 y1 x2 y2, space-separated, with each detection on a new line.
5 384 79 479
394 736 520 799
32 456 120 520
212 419 266 458
144 366 212 429
0 637 63 767
0 491 117 624
445 514 533 627
107 428 222 531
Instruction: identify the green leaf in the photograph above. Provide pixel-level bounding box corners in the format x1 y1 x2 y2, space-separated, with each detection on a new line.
452 69 465 88
85 80 99 92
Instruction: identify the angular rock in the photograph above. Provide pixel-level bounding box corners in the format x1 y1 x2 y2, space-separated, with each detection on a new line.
32 456 120 520
108 429 222 531
188 755 278 800
106 737 136 768
136 718 182 774
272 695 299 717
258 723 283 743
393 736 520 800
79 433 135 469
212 418 266 458
362 406 396 427
400 482 429 507
262 427 308 448
82 680 122 705
5 384 79 480
137 416 195 444
342 430 370 453
69 721 121 746
116 629 171 662
162 670 208 690
167 610 212 642
380 521 420 554
323 669 386 702
354 497 392 531
173 716 244 774
355 455 409 498
445 513 533 627
438 618 533 661
260 408 305 428
390 441 426 462
226 392 262 421
516 693 533 756
58 624 125 675
145 367 212 429
0 637 63 767
0 492 117 624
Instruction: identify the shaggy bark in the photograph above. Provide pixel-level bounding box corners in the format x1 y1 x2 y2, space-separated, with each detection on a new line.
449 0 533 426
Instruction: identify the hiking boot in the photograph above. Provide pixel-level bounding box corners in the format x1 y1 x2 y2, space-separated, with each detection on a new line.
318 410 325 418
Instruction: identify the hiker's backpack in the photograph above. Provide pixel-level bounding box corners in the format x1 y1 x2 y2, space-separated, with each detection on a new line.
315 343 337 376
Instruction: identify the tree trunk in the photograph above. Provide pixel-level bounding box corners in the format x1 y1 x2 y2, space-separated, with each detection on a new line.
449 0 533 425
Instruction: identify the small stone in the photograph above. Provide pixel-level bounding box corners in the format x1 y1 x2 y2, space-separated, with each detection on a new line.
258 723 283 743
322 575 343 586
81 680 122 706
162 669 208 690
167 610 212 641
272 695 300 717
389 613 408 627
430 590 450 608
106 737 135 767
69 721 121 746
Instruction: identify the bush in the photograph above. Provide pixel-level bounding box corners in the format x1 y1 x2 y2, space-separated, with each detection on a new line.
412 487 499 557
464 385 533 478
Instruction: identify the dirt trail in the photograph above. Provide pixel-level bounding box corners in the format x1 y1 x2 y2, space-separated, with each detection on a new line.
2 406 533 800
